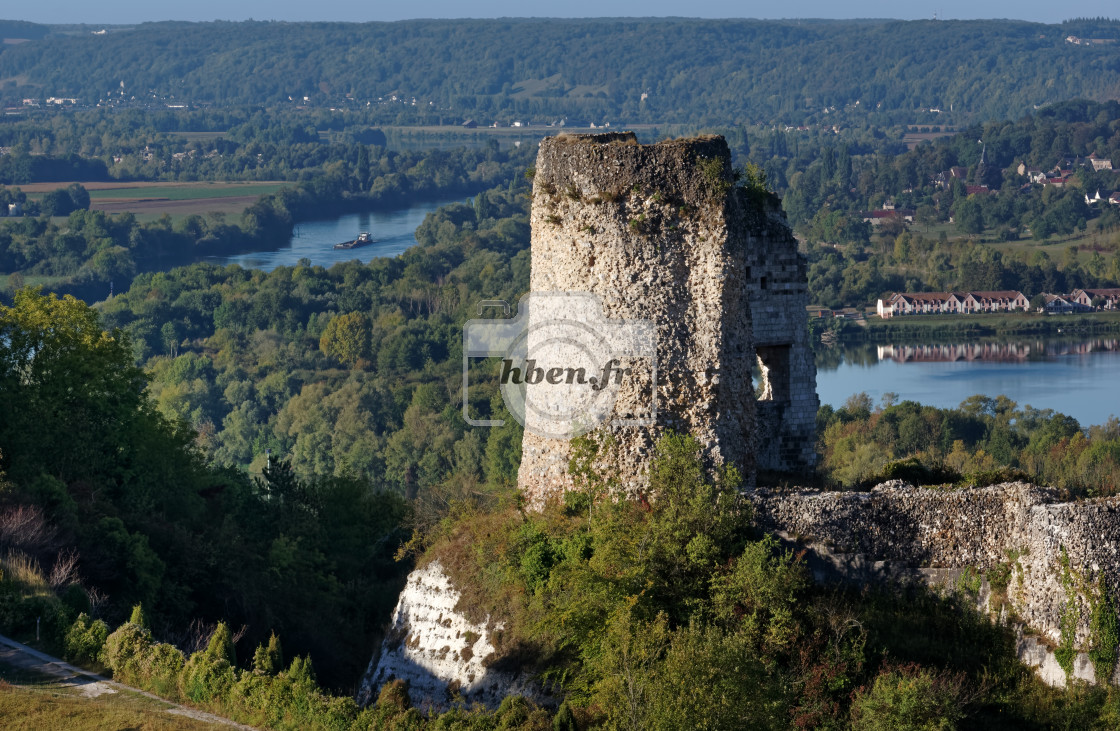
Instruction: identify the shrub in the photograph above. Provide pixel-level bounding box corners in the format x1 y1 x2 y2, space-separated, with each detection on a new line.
850 663 968 730
129 602 148 629
64 612 109 667
253 632 283 675
876 457 960 486
204 621 236 665
103 621 152 686
142 642 186 700
181 650 236 704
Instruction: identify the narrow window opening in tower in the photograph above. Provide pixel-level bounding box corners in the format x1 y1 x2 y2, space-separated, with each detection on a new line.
755 345 791 403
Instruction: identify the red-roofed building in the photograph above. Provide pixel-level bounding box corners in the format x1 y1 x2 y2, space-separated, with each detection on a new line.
1070 288 1120 309
962 291 1030 313
877 290 1028 318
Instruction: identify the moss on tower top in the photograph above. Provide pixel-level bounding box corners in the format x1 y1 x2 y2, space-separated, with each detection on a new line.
535 132 733 211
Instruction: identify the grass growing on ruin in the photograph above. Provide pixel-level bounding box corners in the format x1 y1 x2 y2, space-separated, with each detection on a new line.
1089 578 1120 684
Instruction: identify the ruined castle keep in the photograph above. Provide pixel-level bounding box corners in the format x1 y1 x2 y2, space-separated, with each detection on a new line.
517 132 817 505
362 135 1120 706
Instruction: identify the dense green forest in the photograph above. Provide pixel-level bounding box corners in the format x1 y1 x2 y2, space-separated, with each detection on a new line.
2 18 1120 126
97 185 530 484
0 287 412 692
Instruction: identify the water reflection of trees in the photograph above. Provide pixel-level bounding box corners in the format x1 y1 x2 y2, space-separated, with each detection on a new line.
814 342 878 371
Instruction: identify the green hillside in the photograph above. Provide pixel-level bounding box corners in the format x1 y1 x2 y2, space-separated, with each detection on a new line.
1 18 1118 125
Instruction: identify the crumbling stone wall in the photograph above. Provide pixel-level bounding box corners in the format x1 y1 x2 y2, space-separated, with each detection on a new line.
752 481 1120 684
746 215 818 472
518 132 816 506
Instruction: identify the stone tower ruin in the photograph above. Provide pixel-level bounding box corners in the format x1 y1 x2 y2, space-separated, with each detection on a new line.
516 132 817 506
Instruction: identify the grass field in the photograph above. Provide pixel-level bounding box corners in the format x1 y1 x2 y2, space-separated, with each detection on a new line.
0 660 224 731
17 181 289 219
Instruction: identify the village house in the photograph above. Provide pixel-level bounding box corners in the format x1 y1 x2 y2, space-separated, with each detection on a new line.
1070 288 1120 309
1088 153 1114 171
861 207 915 226
1039 294 1089 314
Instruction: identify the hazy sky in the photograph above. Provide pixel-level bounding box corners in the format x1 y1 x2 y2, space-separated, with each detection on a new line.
13 2 1117 25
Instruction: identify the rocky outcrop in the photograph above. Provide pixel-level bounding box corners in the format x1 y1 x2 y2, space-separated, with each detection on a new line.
356 561 546 711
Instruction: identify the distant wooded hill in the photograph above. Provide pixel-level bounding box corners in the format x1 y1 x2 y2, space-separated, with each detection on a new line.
1 18 1119 126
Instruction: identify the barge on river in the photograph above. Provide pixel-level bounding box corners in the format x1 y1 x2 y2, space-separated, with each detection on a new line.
333 232 375 250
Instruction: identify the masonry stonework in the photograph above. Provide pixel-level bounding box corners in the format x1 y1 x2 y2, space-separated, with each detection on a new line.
517 132 817 506
752 481 1120 685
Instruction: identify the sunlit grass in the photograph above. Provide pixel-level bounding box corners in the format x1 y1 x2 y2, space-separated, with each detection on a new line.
0 661 225 730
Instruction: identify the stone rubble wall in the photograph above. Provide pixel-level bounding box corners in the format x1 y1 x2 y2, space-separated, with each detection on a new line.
752 481 1120 684
357 562 546 711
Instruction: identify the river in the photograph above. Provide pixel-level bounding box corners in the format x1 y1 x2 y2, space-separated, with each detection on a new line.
204 197 464 271
816 337 1120 427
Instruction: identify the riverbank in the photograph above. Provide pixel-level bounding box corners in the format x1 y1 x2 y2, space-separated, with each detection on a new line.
821 311 1120 343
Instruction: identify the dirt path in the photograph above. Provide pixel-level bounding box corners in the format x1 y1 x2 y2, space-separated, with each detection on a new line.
0 633 257 729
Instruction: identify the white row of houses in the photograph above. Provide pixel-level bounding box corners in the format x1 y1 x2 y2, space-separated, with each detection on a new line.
877 290 1030 318
878 288 1120 318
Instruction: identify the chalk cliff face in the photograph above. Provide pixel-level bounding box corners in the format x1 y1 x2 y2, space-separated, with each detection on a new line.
356 562 547 710
518 132 817 508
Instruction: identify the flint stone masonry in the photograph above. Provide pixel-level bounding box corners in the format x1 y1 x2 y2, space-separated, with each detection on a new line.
357 561 547 710
753 481 1120 685
519 132 817 507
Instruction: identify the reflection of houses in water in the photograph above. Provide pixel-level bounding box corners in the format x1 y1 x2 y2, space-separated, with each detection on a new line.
1045 339 1120 356
878 343 1033 362
878 339 1120 363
